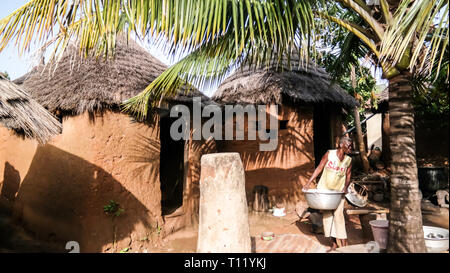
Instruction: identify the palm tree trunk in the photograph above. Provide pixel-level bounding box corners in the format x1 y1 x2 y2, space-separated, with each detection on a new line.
386 71 426 253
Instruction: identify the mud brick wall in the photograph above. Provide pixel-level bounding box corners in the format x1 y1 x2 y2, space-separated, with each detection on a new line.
0 110 162 252
217 105 316 210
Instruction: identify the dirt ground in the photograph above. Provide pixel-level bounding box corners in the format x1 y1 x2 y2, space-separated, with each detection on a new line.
152 203 449 253
151 209 367 253
1 202 448 253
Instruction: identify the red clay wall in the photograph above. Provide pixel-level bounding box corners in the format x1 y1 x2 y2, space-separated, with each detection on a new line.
217 105 316 210
159 133 218 234
331 108 347 148
185 137 217 224
0 110 163 252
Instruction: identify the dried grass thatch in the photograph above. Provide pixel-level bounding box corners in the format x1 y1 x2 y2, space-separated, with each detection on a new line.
212 57 358 109
15 37 210 116
0 73 62 144
378 87 389 103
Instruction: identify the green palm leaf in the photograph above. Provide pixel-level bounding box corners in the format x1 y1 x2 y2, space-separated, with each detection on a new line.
1 0 321 119
379 0 449 76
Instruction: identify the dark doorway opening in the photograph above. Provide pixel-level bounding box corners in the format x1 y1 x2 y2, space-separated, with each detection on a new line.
313 104 332 167
160 116 185 215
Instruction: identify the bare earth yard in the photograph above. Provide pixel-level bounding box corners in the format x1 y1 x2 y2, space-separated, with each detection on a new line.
1 201 448 253
153 206 448 253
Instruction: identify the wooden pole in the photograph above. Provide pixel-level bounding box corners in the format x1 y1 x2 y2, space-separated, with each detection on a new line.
350 65 370 173
346 209 390 215
354 108 370 173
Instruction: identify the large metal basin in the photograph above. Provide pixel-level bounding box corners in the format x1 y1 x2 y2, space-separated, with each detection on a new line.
303 189 344 210
423 226 449 253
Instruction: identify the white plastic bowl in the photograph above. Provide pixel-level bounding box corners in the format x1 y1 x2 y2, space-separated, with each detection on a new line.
423 226 449 253
273 207 286 217
303 189 344 210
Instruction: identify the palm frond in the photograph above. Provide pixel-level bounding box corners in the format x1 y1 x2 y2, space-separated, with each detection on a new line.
0 0 76 55
124 0 319 59
1 0 322 119
336 0 384 40
327 31 370 80
380 0 449 76
121 30 265 120
0 0 131 67
317 12 379 58
119 0 323 118
315 4 377 80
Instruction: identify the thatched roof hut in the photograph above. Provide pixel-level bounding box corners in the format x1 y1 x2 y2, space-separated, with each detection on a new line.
0 38 215 252
377 87 389 109
212 58 358 108
14 37 210 116
0 73 62 144
211 58 358 209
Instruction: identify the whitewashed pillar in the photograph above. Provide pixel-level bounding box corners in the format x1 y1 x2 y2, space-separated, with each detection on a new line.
197 153 251 253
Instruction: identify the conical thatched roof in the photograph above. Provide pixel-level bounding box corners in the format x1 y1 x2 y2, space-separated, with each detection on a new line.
378 87 389 103
212 57 358 109
15 37 210 116
0 73 62 144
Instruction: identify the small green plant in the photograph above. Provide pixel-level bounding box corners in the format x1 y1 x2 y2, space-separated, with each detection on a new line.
1 71 10 80
156 226 162 235
103 200 124 217
119 247 129 253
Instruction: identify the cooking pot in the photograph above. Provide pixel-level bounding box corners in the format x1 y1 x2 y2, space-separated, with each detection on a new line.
418 167 448 194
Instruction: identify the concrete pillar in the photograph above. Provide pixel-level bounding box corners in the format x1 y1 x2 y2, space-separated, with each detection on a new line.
197 153 251 253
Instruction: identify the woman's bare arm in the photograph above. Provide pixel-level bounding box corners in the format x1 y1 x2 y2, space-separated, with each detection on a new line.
303 151 329 190
344 163 353 193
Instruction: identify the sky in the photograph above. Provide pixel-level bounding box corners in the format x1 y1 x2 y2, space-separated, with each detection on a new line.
0 1 33 80
0 1 386 97
0 2 172 75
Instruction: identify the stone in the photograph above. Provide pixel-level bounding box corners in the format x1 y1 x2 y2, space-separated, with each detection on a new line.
197 153 251 253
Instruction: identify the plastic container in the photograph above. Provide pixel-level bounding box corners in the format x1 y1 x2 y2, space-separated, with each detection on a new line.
273 207 286 217
369 220 389 249
423 226 449 253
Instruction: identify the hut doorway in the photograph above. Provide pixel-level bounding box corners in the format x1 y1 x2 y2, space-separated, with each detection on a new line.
313 104 332 167
160 115 185 215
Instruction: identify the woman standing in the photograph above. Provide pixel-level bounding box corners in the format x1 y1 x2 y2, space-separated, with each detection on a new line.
303 137 353 251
